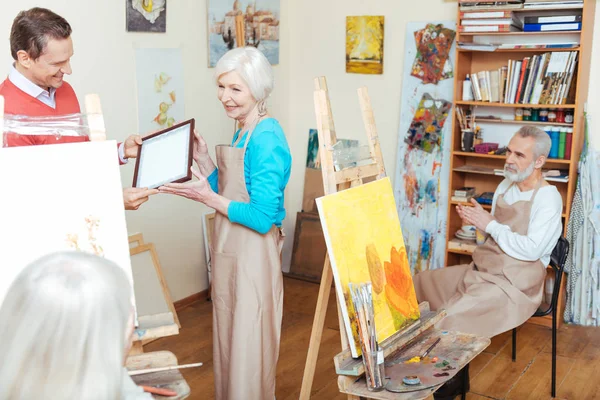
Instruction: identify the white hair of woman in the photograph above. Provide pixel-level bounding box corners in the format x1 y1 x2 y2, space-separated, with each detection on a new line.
214 46 274 117
0 251 135 400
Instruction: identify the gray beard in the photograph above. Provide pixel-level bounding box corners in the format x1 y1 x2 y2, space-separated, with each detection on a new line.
504 161 535 183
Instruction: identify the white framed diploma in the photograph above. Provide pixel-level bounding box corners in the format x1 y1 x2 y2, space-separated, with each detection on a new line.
132 119 195 189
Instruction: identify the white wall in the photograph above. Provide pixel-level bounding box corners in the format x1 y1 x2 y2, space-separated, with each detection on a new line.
280 0 457 270
0 0 289 301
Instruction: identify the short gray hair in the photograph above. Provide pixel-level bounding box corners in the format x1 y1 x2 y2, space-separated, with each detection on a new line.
0 251 133 400
514 126 552 160
214 47 274 102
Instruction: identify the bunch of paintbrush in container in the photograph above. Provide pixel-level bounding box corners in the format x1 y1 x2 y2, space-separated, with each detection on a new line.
349 282 385 391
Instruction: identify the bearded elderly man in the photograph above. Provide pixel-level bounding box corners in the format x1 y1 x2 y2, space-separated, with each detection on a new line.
415 126 562 337
414 126 562 399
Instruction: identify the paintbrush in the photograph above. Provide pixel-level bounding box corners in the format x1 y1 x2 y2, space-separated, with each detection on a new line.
419 337 441 360
129 362 203 376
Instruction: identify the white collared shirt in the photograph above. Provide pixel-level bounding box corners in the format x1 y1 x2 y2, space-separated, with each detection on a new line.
6 64 128 164
8 64 57 108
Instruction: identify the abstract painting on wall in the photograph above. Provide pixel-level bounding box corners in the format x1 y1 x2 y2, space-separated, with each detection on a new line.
393 21 456 275
126 0 167 33
317 177 420 358
411 24 455 84
208 0 280 67
134 48 185 134
405 93 452 153
346 16 385 75
0 141 135 311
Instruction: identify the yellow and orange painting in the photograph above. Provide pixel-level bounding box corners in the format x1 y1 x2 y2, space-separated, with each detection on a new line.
346 16 384 75
316 177 419 358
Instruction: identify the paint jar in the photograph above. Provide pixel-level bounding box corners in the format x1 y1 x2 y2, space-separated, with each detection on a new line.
461 130 474 152
515 108 523 121
539 109 549 122
565 128 573 159
549 127 560 159
558 127 567 159
556 109 565 123
531 109 540 121
565 110 574 124
523 108 532 121
548 110 557 123
363 345 385 392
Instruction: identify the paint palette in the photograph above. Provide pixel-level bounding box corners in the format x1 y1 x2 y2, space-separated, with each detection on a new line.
385 357 459 393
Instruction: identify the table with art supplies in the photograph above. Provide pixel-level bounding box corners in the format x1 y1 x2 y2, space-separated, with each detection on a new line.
334 295 490 400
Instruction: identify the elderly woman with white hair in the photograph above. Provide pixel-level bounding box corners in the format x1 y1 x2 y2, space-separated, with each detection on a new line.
159 46 291 399
0 251 151 400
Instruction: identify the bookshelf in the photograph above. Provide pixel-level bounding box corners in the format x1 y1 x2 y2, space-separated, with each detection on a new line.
448 0 596 328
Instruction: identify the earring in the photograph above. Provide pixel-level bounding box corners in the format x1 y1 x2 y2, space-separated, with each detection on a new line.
257 101 267 116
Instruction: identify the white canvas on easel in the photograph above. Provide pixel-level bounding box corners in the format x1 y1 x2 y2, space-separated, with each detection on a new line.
0 140 136 314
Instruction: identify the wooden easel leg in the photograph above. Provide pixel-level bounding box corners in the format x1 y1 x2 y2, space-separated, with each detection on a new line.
299 255 334 400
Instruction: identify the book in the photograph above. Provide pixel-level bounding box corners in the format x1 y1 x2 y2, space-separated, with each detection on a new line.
475 192 494 205
460 11 515 18
454 187 476 197
451 195 474 203
523 22 581 31
459 24 521 32
523 15 582 24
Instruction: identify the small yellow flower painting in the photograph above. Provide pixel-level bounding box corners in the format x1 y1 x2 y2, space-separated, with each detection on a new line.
346 16 384 75
316 177 420 358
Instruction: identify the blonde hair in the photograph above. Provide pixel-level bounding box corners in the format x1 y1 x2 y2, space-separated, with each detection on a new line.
0 251 133 400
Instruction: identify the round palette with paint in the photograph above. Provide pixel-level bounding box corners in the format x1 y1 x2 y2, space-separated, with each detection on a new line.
385 358 460 393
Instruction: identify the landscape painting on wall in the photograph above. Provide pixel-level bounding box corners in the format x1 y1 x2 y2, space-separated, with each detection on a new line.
316 177 420 358
346 16 385 75
208 0 280 67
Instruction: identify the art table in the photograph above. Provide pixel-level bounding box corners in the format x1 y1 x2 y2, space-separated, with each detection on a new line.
334 304 490 399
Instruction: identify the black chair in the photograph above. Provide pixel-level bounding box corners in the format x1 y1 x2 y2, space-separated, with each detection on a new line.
511 236 569 398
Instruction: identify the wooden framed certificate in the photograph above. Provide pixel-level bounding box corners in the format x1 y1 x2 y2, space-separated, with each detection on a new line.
132 119 195 189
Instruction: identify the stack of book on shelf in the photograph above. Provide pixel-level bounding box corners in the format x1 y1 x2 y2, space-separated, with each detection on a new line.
459 9 523 33
468 51 578 104
524 0 583 9
492 168 569 181
452 187 476 202
459 0 525 11
523 14 582 31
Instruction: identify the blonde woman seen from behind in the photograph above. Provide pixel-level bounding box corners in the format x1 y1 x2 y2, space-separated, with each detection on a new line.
0 251 151 400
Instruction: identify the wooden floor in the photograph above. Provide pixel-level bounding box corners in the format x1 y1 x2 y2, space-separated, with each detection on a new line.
145 278 600 399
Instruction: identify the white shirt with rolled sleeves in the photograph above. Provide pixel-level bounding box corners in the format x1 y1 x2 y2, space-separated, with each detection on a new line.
485 178 563 267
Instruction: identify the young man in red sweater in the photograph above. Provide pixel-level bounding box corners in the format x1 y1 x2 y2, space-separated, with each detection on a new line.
1 7 156 210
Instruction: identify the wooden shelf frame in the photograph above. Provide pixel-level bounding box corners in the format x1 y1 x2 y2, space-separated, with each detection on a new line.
449 0 596 328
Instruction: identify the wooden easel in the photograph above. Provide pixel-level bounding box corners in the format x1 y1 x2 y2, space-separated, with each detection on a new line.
299 77 386 400
299 79 490 399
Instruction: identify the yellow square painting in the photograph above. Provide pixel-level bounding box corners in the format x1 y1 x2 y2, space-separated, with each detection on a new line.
316 177 420 358
346 16 384 75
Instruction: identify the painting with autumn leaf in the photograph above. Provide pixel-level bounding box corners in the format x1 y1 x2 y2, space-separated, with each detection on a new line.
346 16 384 75
316 177 420 358
135 48 185 134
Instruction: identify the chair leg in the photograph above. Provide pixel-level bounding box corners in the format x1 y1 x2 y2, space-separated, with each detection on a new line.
552 307 557 397
512 328 517 362
461 364 469 400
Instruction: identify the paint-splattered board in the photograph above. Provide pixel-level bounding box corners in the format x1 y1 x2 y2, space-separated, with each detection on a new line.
337 329 490 399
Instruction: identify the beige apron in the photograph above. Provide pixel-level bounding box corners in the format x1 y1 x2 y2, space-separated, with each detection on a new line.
413 180 547 338
211 129 285 400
